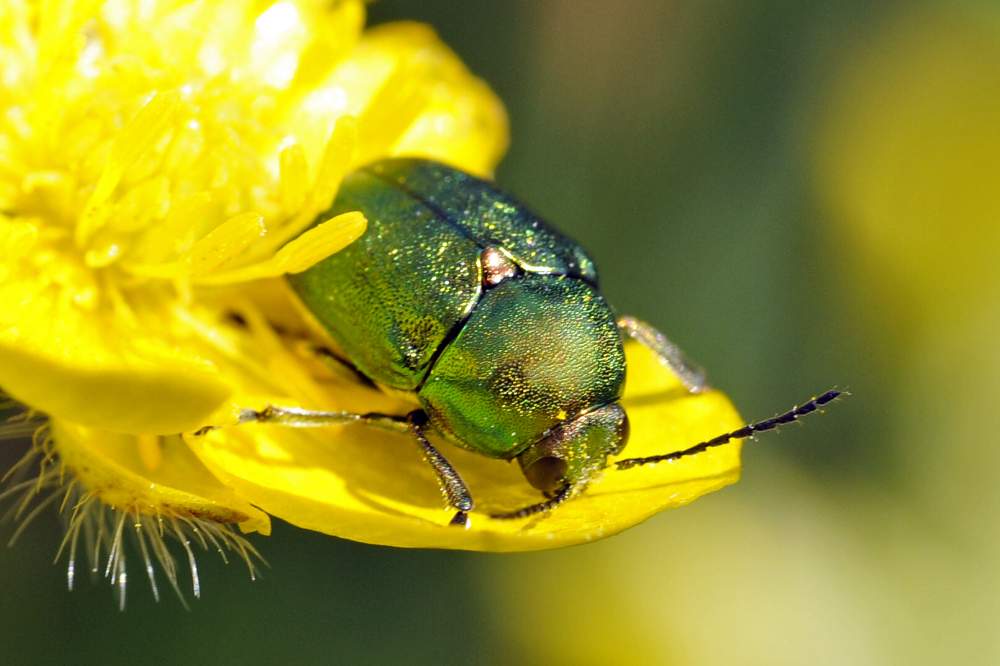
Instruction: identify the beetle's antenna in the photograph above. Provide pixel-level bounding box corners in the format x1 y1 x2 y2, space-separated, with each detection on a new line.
490 483 574 520
615 389 843 470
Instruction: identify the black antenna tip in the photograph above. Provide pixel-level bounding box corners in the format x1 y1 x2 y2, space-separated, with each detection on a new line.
816 389 842 405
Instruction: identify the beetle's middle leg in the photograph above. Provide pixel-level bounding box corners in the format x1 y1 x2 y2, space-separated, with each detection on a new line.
617 315 707 393
195 406 475 528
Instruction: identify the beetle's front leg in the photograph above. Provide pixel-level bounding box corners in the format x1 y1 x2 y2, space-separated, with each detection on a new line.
194 406 475 528
617 315 707 393
407 410 475 528
193 405 410 436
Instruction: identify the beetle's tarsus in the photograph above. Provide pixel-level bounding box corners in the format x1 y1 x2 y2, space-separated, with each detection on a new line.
617 315 707 393
238 407 264 423
615 389 844 470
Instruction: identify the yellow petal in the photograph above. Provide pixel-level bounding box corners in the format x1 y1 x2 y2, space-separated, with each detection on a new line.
0 341 230 435
286 22 509 179
0 222 231 434
52 418 269 536
187 341 742 551
382 25 510 178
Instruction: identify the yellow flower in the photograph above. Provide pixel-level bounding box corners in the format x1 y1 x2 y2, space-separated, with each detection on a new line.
0 0 745 601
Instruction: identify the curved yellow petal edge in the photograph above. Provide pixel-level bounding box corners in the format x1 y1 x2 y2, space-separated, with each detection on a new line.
0 343 231 436
187 341 743 551
53 419 270 536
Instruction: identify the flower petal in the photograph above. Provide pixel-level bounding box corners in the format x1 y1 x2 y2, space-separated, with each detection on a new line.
0 341 230 435
187 341 742 551
0 223 231 434
376 23 510 177
286 22 509 179
52 418 269 535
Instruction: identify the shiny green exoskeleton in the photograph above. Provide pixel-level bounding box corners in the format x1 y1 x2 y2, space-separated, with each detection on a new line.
239 159 840 524
290 159 626 460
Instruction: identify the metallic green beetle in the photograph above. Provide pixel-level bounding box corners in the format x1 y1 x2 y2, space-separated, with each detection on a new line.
234 159 840 525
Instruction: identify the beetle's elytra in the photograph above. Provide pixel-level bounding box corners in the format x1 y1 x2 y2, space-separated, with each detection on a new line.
224 159 840 524
290 160 625 458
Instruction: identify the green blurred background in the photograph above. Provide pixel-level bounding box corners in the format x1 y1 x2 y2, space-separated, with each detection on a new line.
3 1 999 663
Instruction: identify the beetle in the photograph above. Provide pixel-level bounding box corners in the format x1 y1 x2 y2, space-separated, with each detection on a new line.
223 158 839 526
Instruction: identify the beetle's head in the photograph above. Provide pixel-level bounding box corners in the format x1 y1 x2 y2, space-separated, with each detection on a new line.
516 402 629 493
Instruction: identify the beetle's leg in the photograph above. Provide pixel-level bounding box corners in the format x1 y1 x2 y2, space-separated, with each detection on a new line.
195 406 475 527
194 405 410 436
407 411 475 528
614 390 843 469
489 483 574 520
617 315 707 393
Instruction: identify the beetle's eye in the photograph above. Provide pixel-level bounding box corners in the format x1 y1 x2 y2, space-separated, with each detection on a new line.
523 456 568 492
